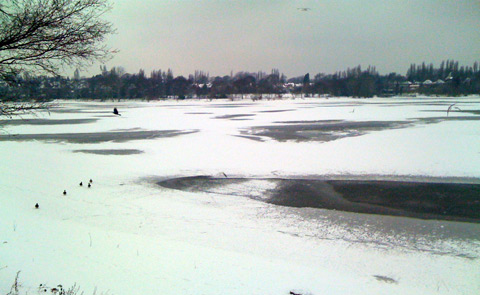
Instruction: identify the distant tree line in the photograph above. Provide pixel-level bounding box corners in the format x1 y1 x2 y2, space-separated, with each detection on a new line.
1 60 480 101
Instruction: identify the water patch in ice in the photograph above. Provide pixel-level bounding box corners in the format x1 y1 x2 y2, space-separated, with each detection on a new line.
234 134 264 142
213 114 256 120
49 108 112 114
457 109 480 115
158 176 480 223
0 118 98 126
204 103 256 108
257 109 295 113
156 176 480 258
73 149 144 155
413 116 480 124
274 120 343 124
240 120 413 142
0 129 198 144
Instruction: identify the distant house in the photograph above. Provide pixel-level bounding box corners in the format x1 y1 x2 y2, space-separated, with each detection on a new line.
409 82 420 91
423 79 433 85
283 83 296 91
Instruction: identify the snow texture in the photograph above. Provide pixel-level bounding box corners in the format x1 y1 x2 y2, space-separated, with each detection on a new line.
1 96 479 295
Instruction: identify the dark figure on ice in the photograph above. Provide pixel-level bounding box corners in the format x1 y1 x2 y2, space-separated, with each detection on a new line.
89 179 93 183
113 108 120 116
63 190 67 195
88 183 91 188
79 181 83 186
35 203 39 209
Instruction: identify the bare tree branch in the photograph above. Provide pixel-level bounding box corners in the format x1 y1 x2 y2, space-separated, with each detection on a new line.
0 101 51 118
0 0 114 116
0 0 115 79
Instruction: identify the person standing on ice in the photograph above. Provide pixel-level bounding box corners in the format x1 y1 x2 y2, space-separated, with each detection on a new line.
113 107 120 116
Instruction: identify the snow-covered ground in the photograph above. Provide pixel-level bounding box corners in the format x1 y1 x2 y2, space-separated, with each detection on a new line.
1 96 479 294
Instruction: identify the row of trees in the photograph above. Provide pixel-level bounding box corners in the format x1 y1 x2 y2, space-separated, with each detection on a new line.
2 61 480 101
1 1 480 104
1 67 289 100
406 60 479 82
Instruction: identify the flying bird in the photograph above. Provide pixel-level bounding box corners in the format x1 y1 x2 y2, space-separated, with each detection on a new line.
297 7 311 11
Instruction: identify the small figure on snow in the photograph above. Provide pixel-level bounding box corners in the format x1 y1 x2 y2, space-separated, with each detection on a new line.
79 181 83 186
88 183 91 188
113 107 120 116
89 179 93 183
35 203 39 209
63 190 67 195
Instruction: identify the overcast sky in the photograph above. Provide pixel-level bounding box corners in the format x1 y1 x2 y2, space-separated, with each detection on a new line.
83 0 480 78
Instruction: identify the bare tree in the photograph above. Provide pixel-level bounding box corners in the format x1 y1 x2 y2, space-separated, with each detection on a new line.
0 0 114 79
0 0 114 116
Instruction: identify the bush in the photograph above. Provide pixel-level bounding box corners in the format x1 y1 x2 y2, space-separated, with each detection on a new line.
5 271 100 295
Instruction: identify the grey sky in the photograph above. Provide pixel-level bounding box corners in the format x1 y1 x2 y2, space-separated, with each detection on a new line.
84 0 480 78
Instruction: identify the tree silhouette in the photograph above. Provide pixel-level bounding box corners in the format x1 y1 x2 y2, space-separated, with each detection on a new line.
0 0 114 79
0 0 114 116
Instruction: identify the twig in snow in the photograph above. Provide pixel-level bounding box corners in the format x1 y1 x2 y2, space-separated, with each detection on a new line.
7 271 21 295
373 275 398 284
447 103 461 117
